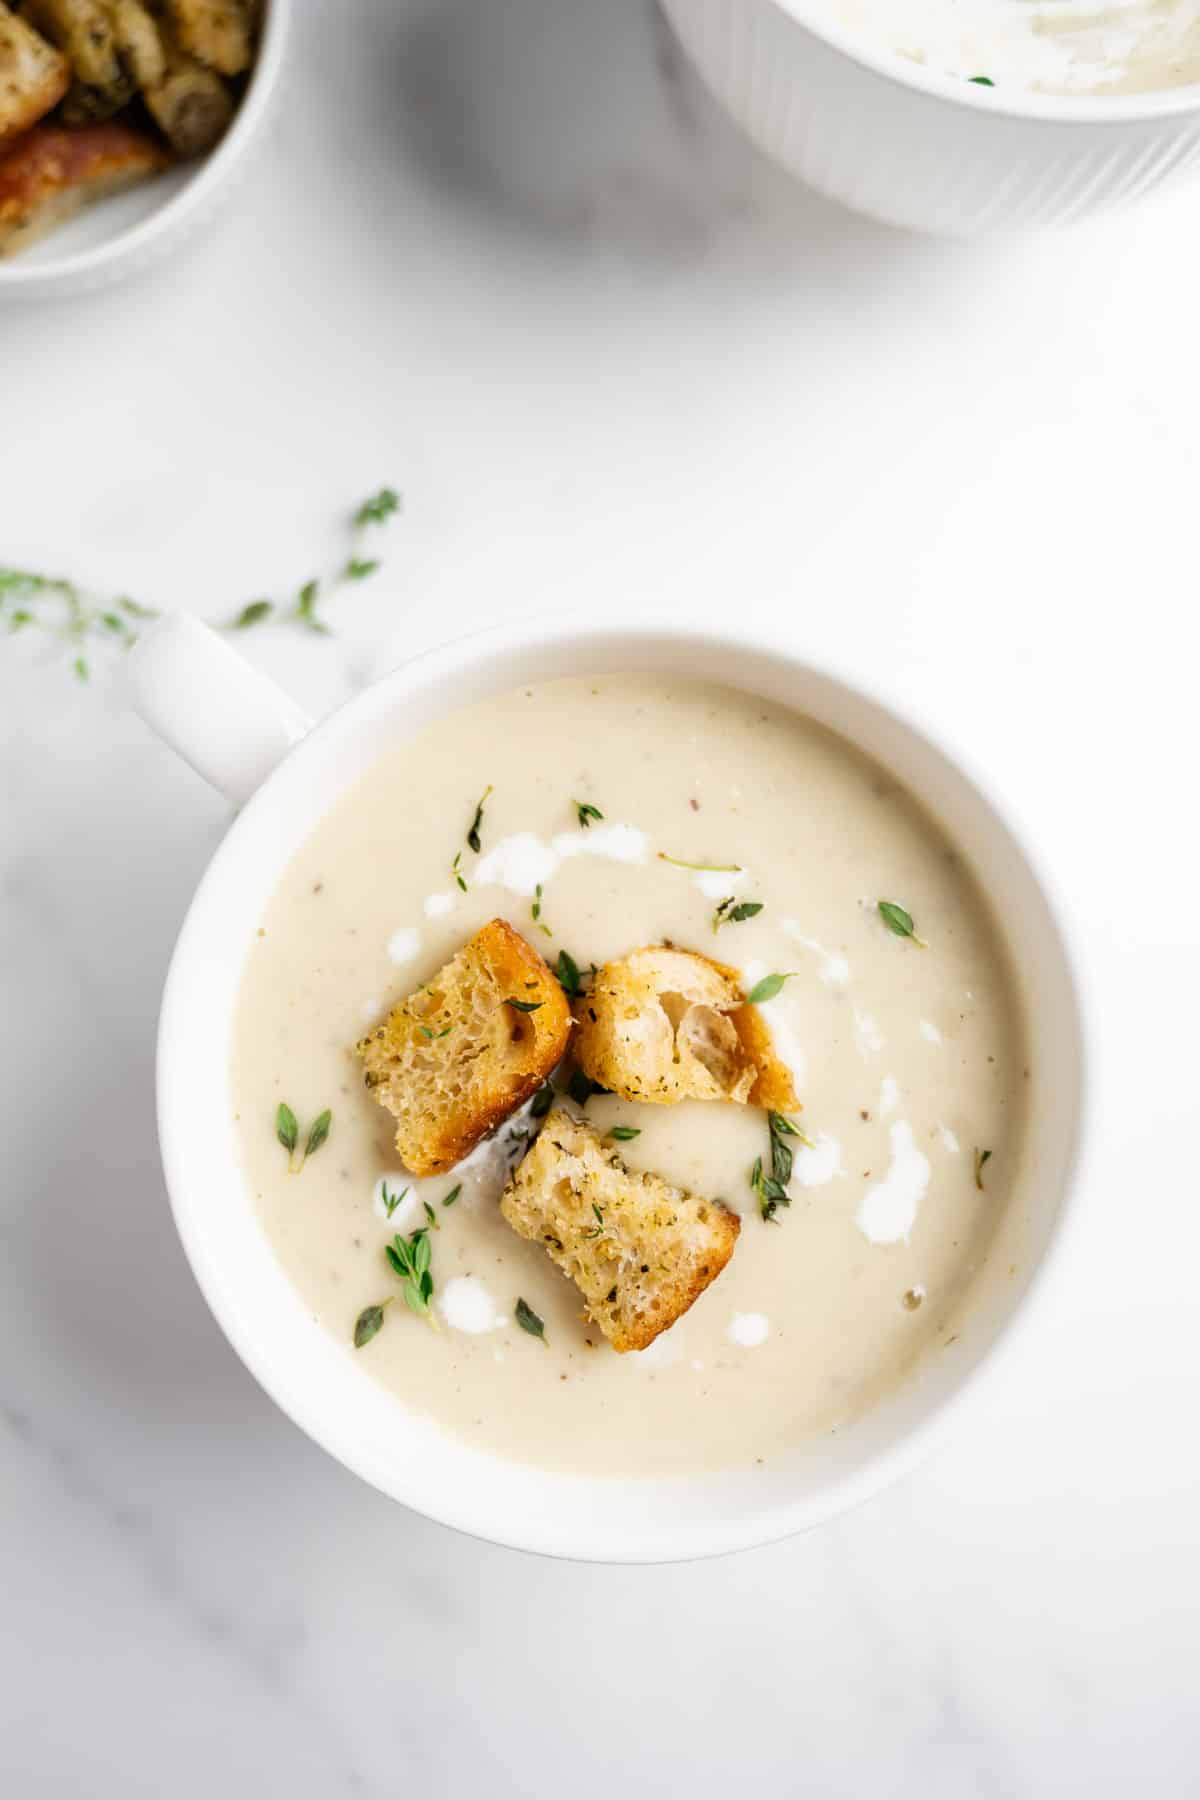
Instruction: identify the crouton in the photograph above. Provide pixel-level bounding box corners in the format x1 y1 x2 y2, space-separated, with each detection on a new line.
0 120 166 255
143 24 233 155
500 1104 739 1352
23 0 133 121
166 0 255 77
573 945 799 1111
356 919 572 1178
0 5 69 144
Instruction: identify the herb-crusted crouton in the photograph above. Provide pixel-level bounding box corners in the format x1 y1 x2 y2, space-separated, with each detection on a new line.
166 0 255 77
574 945 798 1111
0 4 69 144
500 1104 739 1352
356 918 572 1178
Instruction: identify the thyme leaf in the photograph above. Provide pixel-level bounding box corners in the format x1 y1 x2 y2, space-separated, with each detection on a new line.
574 800 604 829
712 897 764 932
353 1300 391 1348
744 972 799 1006
466 785 493 855
878 901 927 947
515 1297 547 1344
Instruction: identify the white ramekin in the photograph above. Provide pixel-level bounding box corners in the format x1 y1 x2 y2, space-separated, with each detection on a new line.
660 0 1200 234
124 611 1089 1563
0 0 289 303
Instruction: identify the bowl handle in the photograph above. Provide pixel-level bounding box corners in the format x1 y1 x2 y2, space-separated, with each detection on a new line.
123 613 312 807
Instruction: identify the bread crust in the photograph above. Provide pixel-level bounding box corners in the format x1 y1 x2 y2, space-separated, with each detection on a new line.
574 944 798 1112
357 919 572 1178
500 1104 740 1351
0 120 166 254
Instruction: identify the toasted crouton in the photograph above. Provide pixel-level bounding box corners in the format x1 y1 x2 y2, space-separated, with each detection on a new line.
574 945 798 1111
0 5 69 144
143 23 233 155
500 1104 739 1352
22 0 134 121
357 919 572 1178
0 120 166 255
166 0 255 77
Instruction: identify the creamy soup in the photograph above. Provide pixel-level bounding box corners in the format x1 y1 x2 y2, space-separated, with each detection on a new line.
818 0 1200 95
232 676 1028 1477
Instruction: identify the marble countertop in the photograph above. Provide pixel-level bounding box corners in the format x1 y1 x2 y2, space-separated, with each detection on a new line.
3 1 1198 1792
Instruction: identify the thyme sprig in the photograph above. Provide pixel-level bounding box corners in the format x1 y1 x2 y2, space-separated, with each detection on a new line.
276 1103 333 1173
385 1226 436 1321
712 896 763 932
1 570 156 682
753 1111 812 1222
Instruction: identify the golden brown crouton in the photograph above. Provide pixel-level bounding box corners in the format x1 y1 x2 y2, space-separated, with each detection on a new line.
0 5 69 144
573 945 798 1111
500 1104 739 1352
0 119 166 255
143 24 232 155
23 0 133 121
357 919 572 1178
166 0 254 76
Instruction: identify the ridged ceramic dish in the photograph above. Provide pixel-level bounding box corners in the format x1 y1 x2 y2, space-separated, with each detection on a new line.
660 0 1200 235
0 0 289 303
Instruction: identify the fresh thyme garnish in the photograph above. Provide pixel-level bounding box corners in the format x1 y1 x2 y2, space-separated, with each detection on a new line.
418 1023 452 1041
744 972 799 1006
712 897 764 932
441 1184 462 1207
582 1201 607 1239
356 487 401 526
574 800 604 829
1 567 157 680
531 883 552 937
753 1112 812 1221
556 948 584 998
515 1297 547 1344
423 1200 440 1230
385 1227 435 1320
968 74 994 85
452 851 467 893
974 1148 992 1191
657 853 743 873
305 1109 333 1159
466 785 493 855
233 599 272 629
353 1299 392 1348
276 1103 298 1157
878 901 927 947
530 1082 556 1119
276 1102 332 1172
294 578 327 634
380 1181 409 1220
567 1069 606 1107
225 486 402 633
608 1125 641 1141
506 997 543 1013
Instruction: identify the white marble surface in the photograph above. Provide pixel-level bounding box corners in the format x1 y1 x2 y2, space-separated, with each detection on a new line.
3 1 1199 1792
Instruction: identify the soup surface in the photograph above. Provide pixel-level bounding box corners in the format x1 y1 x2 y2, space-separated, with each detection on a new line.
232 675 1028 1476
817 0 1200 95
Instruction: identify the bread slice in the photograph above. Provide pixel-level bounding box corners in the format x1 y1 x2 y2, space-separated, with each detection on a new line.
0 5 69 144
357 918 572 1177
573 945 798 1111
0 121 167 256
500 1104 739 1352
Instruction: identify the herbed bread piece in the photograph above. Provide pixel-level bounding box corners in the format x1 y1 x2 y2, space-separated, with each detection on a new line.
357 918 572 1178
0 120 166 254
0 4 69 144
166 0 255 77
574 945 798 1112
500 1104 740 1352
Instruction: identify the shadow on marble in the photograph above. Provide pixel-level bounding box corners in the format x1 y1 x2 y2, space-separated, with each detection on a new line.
387 0 917 264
